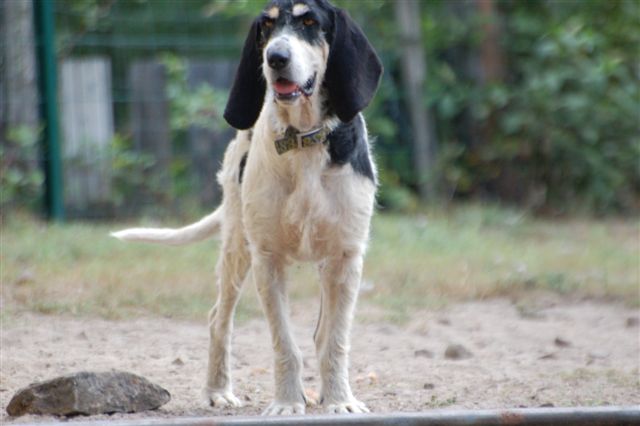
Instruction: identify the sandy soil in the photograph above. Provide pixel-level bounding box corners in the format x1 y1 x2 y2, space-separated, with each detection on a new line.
2 298 639 423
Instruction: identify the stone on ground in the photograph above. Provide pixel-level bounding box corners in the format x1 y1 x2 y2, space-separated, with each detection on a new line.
6 371 170 417
444 343 473 360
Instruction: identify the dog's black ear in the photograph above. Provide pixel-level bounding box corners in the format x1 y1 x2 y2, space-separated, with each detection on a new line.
224 19 266 130
324 8 383 123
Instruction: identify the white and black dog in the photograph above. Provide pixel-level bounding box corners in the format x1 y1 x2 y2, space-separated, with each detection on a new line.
113 0 382 415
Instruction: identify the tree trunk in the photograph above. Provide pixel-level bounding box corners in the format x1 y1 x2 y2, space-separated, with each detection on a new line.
477 0 505 85
394 0 437 201
475 0 529 204
476 0 505 147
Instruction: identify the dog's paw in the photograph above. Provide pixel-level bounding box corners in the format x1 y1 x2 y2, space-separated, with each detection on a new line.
326 399 370 414
262 401 305 415
202 387 243 408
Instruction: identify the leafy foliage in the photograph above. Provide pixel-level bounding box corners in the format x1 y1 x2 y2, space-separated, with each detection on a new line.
23 0 639 216
109 133 158 210
486 0 640 213
0 127 44 212
396 0 639 213
162 53 228 133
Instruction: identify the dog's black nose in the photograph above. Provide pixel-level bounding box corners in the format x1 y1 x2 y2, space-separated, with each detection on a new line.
267 48 290 70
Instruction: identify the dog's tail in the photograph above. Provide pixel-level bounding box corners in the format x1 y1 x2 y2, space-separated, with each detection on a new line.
110 206 222 246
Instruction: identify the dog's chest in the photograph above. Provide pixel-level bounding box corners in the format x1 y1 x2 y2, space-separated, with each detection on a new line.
279 149 343 260
242 127 375 261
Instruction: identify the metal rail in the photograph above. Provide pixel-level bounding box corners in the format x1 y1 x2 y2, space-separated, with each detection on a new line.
11 406 640 426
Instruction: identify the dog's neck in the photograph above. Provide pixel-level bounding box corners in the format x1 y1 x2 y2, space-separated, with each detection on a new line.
270 90 326 134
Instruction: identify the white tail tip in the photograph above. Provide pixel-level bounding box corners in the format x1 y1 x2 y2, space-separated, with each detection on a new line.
110 207 222 246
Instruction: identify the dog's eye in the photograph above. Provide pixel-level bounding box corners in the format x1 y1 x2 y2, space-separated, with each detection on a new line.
263 19 274 29
303 18 316 27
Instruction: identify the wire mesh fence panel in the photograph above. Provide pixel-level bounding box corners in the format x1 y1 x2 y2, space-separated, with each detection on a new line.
53 0 248 218
186 59 237 207
0 0 250 219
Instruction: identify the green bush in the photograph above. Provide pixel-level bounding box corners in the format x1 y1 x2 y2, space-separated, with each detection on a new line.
0 126 44 212
110 133 158 210
424 0 640 213
50 0 639 216
489 0 640 212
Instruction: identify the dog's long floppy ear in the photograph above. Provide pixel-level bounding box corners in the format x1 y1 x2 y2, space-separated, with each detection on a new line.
224 19 266 130
324 8 383 123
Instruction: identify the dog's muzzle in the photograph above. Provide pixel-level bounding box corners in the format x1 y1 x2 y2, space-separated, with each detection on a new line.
267 40 316 101
272 73 317 101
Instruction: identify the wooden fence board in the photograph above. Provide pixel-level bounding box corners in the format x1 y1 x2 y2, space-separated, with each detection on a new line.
59 57 113 215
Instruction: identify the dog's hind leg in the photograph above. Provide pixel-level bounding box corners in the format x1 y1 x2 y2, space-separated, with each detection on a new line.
315 253 369 414
203 232 250 408
252 254 306 415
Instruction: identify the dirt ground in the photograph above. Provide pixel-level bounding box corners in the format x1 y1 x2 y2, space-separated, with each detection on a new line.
2 298 639 423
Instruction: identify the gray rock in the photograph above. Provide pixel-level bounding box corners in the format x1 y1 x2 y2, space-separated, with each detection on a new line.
554 337 571 348
444 344 473 360
6 371 170 417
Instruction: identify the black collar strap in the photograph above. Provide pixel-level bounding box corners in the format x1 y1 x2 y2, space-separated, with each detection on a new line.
274 126 330 155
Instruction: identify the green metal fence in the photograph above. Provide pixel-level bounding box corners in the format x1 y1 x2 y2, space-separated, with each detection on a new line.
4 0 262 219
51 0 254 219
34 0 64 220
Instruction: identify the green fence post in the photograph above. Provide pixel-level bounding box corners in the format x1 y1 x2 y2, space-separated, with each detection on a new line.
34 0 64 221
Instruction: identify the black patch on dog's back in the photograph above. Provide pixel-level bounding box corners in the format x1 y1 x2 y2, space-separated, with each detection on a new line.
238 152 248 183
327 116 375 183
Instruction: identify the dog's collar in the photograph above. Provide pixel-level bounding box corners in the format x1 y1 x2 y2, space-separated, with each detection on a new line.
274 126 329 155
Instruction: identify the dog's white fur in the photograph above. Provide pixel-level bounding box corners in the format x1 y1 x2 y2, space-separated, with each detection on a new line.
113 20 376 416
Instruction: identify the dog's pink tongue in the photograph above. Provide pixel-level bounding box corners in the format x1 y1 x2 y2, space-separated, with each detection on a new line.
274 80 298 95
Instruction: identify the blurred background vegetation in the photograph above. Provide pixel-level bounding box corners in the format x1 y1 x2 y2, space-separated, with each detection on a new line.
1 0 638 321
1 0 638 219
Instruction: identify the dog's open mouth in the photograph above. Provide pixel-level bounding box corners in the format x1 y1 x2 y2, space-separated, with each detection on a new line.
273 73 316 101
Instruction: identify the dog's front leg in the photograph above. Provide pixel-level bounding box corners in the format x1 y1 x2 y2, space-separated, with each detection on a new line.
315 253 369 414
253 254 306 415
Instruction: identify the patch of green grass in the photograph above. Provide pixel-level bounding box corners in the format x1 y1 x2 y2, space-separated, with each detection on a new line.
425 394 458 408
1 205 638 321
364 206 639 314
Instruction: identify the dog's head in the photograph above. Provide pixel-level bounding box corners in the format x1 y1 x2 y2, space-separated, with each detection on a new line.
224 0 383 130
